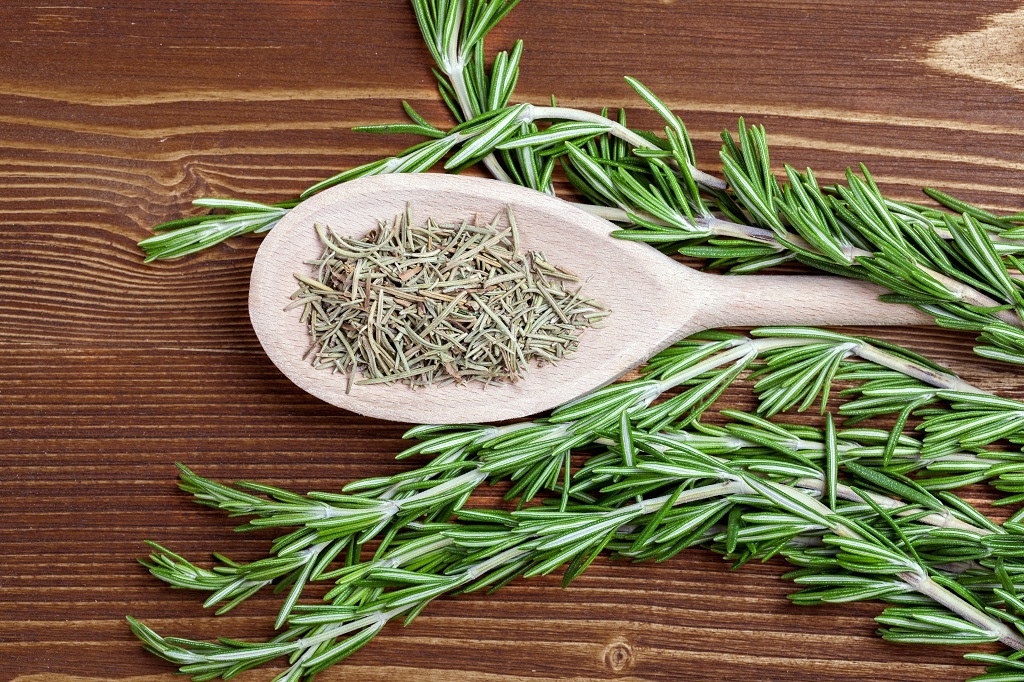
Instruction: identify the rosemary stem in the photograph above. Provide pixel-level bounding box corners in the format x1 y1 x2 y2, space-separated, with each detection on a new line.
606 435 995 536
396 469 488 508
462 547 532 581
652 334 985 404
577 204 775 243
652 337 762 394
635 479 750 515
524 105 727 191
652 336 851 395
700 216 779 244
638 437 991 536
441 1 515 185
851 342 985 394
793 478 992 535
450 66 515 184
776 477 1024 650
903 572 1024 650
295 606 405 651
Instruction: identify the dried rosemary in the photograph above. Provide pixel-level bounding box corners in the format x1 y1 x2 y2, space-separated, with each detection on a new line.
288 206 607 390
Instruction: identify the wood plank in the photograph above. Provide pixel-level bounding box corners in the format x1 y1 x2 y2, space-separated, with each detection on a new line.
1 1 1023 680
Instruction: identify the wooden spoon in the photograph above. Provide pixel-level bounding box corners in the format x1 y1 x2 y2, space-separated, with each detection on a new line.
250 173 930 424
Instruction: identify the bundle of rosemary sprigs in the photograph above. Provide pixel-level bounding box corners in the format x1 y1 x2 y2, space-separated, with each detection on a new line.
129 2 1024 681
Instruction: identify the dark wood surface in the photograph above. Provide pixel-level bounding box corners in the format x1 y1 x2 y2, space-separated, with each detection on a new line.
3 1 1024 680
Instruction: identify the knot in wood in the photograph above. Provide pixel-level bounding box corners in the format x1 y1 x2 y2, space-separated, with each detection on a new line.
602 639 634 672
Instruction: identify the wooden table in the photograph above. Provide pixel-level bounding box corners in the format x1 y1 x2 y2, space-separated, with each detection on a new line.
3 1 1023 680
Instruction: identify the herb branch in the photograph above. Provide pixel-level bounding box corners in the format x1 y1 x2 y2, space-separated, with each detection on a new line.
131 327 1024 680
137 1 1024 372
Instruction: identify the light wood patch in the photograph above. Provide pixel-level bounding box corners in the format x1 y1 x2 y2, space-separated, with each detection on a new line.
926 7 1024 91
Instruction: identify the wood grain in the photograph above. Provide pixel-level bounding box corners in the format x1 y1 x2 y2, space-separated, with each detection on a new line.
927 6 1024 92
1 1 1023 680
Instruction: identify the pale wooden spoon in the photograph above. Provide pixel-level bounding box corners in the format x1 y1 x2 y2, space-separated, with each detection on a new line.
249 173 930 424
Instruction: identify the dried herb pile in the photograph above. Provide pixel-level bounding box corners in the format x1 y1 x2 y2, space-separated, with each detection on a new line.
290 207 607 389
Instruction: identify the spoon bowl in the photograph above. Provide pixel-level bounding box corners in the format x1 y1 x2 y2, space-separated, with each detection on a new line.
250 174 929 423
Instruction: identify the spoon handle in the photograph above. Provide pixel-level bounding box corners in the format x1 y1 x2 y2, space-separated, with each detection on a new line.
693 273 934 330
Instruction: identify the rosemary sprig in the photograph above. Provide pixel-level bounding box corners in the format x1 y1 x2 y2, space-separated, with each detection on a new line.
132 327 1024 681
136 0 1024 374
131 404 1024 680
137 199 297 263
